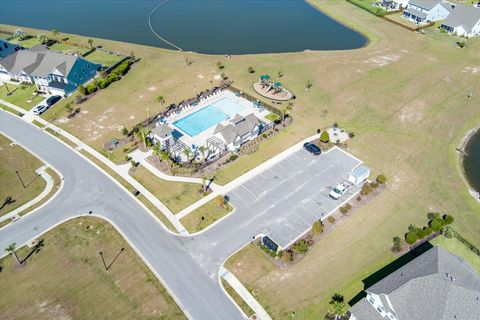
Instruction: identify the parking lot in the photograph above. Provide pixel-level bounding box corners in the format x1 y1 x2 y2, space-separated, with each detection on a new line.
227 147 362 248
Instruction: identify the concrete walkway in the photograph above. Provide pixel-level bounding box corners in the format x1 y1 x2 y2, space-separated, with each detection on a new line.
219 266 272 320
0 100 188 235
0 165 54 223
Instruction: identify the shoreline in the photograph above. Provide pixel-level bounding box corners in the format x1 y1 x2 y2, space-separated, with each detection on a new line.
457 127 480 202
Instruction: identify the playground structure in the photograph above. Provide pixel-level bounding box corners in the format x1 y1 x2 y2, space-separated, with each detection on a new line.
252 74 293 101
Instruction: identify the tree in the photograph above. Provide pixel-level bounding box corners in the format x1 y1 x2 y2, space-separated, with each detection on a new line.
4 82 11 95
320 131 330 143
37 34 48 44
156 95 165 106
160 151 171 172
216 61 224 69
5 242 21 266
328 294 346 320
443 214 454 225
215 195 227 208
136 127 149 148
198 145 207 162
183 148 193 163
78 85 86 96
305 79 313 91
14 29 25 40
405 231 418 245
51 29 60 40
152 143 161 163
430 218 445 232
64 102 73 114
19 84 31 102
122 127 129 137
427 212 440 221
277 70 284 78
443 226 454 239
87 38 93 48
311 220 323 235
248 66 255 74
376 174 387 184
392 236 403 252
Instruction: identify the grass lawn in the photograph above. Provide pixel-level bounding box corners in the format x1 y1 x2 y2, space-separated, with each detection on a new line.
78 150 178 233
1 0 480 317
0 134 46 217
180 197 233 233
130 165 204 214
431 235 480 275
221 279 255 318
0 217 186 320
84 49 125 67
9 36 42 48
0 32 12 40
49 42 90 55
0 83 44 110
346 0 386 16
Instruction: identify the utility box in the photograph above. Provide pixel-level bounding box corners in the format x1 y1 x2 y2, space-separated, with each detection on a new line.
262 236 279 252
348 165 370 185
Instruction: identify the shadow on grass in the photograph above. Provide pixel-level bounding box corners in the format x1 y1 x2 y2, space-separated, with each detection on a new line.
348 242 434 307
20 239 45 265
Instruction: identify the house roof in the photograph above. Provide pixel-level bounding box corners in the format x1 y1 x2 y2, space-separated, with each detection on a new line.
352 247 480 320
405 7 428 19
214 113 260 144
409 0 452 11
351 165 370 178
349 299 384 320
0 44 81 78
0 39 19 59
441 4 480 33
152 124 173 139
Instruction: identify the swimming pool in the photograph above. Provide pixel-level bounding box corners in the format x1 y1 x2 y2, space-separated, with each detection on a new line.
173 98 245 137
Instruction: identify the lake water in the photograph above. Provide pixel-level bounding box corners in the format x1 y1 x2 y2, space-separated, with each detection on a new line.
0 0 366 54
464 130 480 193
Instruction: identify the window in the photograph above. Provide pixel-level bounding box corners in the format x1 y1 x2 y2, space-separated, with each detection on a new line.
73 72 78 79
4 43 7 48
82 66 86 73
87 64 91 70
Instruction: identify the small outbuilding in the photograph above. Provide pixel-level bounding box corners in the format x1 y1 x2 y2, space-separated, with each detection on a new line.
150 124 174 150
348 165 370 185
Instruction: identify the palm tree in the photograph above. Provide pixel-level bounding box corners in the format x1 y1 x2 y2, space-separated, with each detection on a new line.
152 143 161 163
51 29 60 40
156 96 165 112
5 242 21 266
183 148 192 163
4 82 11 95
87 38 93 48
198 145 207 162
160 151 171 172
305 79 313 91
328 293 346 320
20 84 31 102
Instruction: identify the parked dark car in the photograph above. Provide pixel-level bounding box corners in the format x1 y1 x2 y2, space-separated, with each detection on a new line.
303 142 321 155
46 95 61 107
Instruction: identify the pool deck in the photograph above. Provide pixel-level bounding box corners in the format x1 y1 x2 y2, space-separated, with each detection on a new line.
165 90 271 149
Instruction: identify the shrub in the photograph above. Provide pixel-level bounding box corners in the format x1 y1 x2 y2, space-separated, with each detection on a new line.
327 216 336 224
339 206 349 215
293 239 311 254
112 60 131 76
122 127 129 136
349 132 355 138
392 236 403 252
356 196 362 201
320 131 330 143
443 214 454 225
227 154 238 162
360 183 373 196
427 212 440 221
78 85 86 96
405 232 418 245
216 61 224 69
215 195 227 208
376 174 387 184
430 218 445 232
423 227 433 236
248 66 254 74
311 221 323 235
85 83 97 94
416 228 427 240
443 226 454 239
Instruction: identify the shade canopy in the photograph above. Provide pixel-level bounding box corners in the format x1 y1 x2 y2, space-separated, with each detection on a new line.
274 82 281 87
260 75 271 80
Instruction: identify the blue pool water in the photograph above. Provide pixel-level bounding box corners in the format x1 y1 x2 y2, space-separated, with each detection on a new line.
173 98 245 137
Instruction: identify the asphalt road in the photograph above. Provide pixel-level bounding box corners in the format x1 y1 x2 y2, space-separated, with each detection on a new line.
0 110 362 319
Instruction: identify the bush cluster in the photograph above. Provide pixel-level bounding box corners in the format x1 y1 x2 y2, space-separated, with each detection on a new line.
311 220 324 235
402 213 454 245
82 59 133 95
339 203 352 215
360 182 379 196
293 238 313 254
320 131 330 143
376 174 387 184
327 216 336 224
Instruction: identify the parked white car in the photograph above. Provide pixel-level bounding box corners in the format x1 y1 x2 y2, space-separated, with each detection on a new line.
329 181 353 200
32 104 48 115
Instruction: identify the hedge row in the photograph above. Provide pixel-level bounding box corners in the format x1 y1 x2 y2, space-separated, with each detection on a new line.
81 59 133 95
404 214 454 245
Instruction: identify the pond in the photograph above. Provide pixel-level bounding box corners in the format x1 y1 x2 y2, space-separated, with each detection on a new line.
463 129 480 194
0 0 366 54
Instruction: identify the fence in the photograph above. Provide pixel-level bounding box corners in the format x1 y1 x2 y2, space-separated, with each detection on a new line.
381 15 435 32
228 84 283 116
452 229 480 257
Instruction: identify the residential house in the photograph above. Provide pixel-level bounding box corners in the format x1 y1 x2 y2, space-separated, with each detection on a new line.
403 0 453 24
0 44 100 95
349 246 480 320
150 124 174 150
213 113 262 151
0 39 20 60
440 4 480 37
380 0 409 11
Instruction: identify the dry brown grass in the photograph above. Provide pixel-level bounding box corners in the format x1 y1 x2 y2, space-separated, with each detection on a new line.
0 217 186 320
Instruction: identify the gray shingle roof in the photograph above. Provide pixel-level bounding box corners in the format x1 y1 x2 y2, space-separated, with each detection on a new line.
405 7 428 19
0 44 79 78
409 0 448 11
152 124 173 139
214 113 260 144
349 299 384 320
352 247 480 320
441 4 480 34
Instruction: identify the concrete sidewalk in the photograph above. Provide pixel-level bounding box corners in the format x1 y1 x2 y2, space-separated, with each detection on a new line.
0 165 54 223
220 266 272 320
